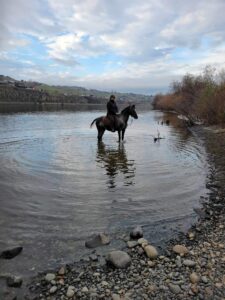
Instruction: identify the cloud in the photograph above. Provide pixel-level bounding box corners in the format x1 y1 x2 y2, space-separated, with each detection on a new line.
1 0 225 93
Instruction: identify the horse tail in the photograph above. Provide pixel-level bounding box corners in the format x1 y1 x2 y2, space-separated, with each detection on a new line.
90 118 98 128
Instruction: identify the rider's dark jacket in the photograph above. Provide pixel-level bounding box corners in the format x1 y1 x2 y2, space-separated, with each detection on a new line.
107 99 118 116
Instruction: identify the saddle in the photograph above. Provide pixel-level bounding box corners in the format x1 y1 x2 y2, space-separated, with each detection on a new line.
103 115 117 129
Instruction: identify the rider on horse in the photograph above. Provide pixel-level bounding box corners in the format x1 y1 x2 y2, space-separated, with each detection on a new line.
107 94 118 132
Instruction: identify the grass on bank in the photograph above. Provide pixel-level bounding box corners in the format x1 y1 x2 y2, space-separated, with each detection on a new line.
153 66 225 126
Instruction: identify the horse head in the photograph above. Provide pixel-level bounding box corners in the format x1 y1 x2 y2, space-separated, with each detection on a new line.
129 104 138 119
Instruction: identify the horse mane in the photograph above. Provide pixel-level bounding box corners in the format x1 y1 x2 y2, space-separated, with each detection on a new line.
120 105 130 114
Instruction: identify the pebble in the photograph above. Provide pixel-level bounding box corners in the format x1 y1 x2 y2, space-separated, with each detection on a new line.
49 286 57 294
190 272 200 283
66 286 75 298
58 266 65 275
172 244 188 255
45 273 55 282
107 250 131 268
81 286 89 293
127 241 138 248
144 245 158 259
183 259 196 267
201 276 208 283
112 294 121 300
168 283 181 294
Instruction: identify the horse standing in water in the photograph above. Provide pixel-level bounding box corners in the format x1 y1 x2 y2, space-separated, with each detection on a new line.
90 105 138 142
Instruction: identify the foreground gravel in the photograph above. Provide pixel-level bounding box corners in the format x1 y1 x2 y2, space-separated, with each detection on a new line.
4 127 225 299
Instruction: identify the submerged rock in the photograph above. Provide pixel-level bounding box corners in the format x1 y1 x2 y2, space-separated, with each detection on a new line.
130 225 143 239
0 246 23 259
107 250 131 268
85 233 110 248
7 275 23 288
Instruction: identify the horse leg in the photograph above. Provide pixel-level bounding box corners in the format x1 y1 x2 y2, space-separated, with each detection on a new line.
122 129 126 141
97 127 105 141
118 130 121 143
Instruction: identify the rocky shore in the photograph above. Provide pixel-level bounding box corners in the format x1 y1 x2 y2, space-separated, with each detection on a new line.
2 127 225 300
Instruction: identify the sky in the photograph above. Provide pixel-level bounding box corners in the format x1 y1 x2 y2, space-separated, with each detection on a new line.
1 0 225 94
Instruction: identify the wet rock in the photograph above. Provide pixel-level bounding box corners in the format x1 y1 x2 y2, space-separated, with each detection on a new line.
85 233 110 248
127 241 138 248
107 250 131 268
7 276 23 288
130 225 143 239
144 245 158 259
172 245 188 255
0 246 23 259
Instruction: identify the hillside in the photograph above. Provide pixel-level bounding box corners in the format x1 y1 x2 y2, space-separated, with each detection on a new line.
0 75 153 104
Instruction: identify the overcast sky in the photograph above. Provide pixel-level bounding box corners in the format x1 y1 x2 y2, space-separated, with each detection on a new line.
1 0 225 94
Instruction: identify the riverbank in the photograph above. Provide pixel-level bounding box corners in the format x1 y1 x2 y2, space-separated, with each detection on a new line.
2 126 225 300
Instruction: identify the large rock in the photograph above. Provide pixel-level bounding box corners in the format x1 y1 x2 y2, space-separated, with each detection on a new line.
172 245 188 255
107 250 131 268
85 233 110 248
144 245 158 259
0 246 23 259
130 226 143 239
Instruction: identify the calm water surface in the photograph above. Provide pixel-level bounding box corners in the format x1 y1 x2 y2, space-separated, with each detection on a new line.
0 108 208 278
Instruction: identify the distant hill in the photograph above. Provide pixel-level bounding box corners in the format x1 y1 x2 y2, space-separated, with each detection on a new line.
0 75 153 105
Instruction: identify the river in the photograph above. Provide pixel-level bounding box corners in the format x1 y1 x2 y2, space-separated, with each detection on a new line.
0 107 208 281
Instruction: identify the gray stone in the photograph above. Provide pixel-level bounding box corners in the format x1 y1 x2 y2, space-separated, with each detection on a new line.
130 225 143 239
168 283 181 294
127 241 138 248
107 250 131 268
45 273 55 282
49 286 57 294
81 286 89 293
85 233 110 248
112 294 120 300
66 286 75 298
183 259 196 267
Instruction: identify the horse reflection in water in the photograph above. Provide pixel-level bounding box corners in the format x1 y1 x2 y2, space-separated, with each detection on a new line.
96 142 136 189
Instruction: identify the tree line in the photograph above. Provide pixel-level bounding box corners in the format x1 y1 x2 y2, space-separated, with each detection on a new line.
152 66 225 125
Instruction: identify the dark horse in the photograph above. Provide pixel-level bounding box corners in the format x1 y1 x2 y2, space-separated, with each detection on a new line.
90 105 138 142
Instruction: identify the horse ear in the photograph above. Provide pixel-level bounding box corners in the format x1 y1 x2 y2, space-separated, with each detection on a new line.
132 104 135 109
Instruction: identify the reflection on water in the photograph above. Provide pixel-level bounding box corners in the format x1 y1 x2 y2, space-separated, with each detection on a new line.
0 109 208 283
96 142 135 189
